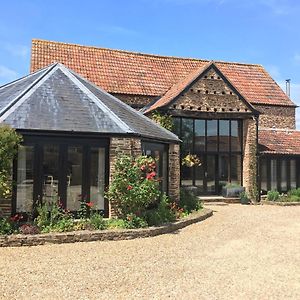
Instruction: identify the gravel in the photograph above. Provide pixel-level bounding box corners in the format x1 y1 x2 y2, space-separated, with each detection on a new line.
0 204 299 299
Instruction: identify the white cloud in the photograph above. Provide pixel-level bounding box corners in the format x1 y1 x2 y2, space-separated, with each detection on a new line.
0 65 18 83
0 42 29 58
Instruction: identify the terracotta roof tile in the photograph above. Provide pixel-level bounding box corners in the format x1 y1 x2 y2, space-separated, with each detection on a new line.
31 39 295 107
259 129 300 155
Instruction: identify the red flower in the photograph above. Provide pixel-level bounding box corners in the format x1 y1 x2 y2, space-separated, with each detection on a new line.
140 165 146 171
10 213 23 222
86 202 94 208
127 185 133 190
146 171 156 180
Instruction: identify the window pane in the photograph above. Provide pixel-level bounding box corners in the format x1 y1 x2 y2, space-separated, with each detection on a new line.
90 148 105 210
181 118 193 153
195 154 204 193
207 155 215 193
67 146 83 211
207 120 218 152
219 120 230 152
290 160 296 189
270 159 277 190
219 154 229 191
42 144 59 202
173 118 181 137
260 159 267 193
181 151 193 186
231 120 241 152
281 160 287 192
194 120 205 152
17 145 34 212
231 154 242 186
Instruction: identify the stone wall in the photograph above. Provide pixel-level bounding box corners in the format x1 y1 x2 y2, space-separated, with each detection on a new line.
242 118 258 201
168 144 180 203
254 104 296 129
167 68 250 113
112 93 156 108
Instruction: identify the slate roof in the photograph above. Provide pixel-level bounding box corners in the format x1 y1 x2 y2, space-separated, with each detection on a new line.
259 129 300 155
31 39 295 107
0 63 179 143
143 61 259 114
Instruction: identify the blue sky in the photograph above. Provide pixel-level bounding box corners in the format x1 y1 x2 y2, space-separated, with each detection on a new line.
0 0 299 125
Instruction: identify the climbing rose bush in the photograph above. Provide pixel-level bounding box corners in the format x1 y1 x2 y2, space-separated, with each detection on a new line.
105 155 161 216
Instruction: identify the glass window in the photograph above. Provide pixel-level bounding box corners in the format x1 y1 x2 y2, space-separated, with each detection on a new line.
219 120 230 152
181 119 193 153
42 144 59 202
207 120 218 152
231 120 241 152
194 120 205 152
270 159 277 190
67 146 83 211
219 154 229 190
206 155 216 193
90 147 106 210
231 154 242 186
260 159 267 193
290 159 297 189
17 145 34 212
280 160 287 192
173 118 181 137
195 154 204 192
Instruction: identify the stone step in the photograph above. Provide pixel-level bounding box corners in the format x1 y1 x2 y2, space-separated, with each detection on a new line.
198 196 240 204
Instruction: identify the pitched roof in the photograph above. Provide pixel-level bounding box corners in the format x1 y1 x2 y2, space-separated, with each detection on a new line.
0 63 179 143
259 129 300 155
143 61 259 114
31 39 295 107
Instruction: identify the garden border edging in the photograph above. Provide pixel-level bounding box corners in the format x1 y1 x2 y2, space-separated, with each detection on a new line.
0 208 213 247
261 200 300 206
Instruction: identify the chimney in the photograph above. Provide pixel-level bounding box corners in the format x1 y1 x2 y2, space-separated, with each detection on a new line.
286 79 291 97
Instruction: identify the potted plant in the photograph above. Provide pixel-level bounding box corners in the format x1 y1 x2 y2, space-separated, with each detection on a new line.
222 182 245 198
239 191 250 204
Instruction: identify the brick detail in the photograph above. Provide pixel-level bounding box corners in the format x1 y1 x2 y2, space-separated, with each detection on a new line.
255 104 296 129
168 69 250 113
242 118 258 201
168 144 180 203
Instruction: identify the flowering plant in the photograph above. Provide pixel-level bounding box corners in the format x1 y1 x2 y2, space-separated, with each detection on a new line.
105 155 161 216
181 154 201 167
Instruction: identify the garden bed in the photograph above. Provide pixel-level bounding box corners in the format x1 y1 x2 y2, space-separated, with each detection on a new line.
0 208 213 247
261 200 300 206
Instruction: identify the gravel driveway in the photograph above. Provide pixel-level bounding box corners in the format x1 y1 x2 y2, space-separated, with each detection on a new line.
0 204 299 299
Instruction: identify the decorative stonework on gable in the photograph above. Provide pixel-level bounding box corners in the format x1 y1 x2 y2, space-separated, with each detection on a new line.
170 68 250 113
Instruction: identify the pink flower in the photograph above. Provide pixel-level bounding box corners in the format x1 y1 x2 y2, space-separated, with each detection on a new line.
146 171 156 180
86 202 94 208
127 185 133 190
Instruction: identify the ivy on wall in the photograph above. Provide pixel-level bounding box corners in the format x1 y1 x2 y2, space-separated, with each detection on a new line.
151 111 174 131
0 126 22 199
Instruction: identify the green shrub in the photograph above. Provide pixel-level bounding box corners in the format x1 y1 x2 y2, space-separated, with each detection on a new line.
240 191 250 204
179 189 201 213
124 213 148 229
288 195 300 202
106 218 128 229
151 111 174 131
105 155 161 216
35 199 74 233
288 188 300 198
0 125 22 199
89 212 107 230
267 190 280 201
0 218 14 235
144 194 176 226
